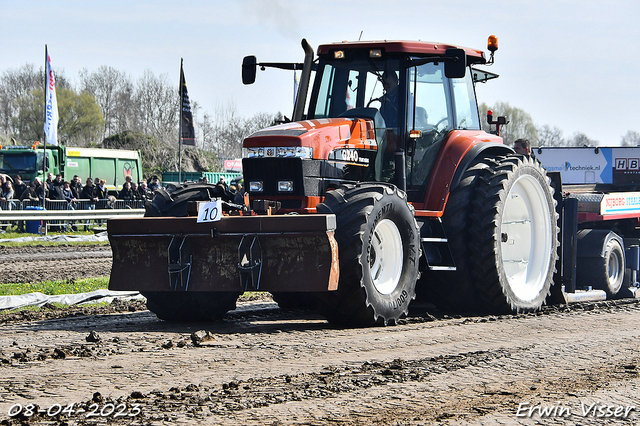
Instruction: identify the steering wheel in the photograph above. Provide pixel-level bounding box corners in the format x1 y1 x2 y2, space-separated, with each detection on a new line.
367 97 383 108
434 117 448 129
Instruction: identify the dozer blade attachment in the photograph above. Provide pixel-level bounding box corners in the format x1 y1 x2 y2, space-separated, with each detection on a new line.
107 214 339 293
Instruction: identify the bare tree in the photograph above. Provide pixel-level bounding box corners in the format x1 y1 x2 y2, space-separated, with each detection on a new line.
0 64 70 144
0 64 82 144
199 112 215 151
479 102 538 147
113 78 136 135
211 101 281 158
134 70 178 146
567 132 599 147
0 64 40 140
78 66 131 139
621 130 640 147
0 62 283 174
536 125 565 147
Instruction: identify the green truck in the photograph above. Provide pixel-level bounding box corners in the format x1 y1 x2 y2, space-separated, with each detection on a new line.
0 144 142 193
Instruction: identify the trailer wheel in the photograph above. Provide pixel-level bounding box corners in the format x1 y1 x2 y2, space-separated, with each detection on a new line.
316 183 420 326
576 233 625 297
142 292 240 322
471 155 559 313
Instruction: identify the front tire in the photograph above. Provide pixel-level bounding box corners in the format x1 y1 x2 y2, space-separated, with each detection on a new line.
141 184 240 322
270 292 318 311
316 183 420 326
471 155 559 313
143 292 240 322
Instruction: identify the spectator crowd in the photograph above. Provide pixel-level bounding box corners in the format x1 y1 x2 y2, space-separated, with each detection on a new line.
0 173 160 232
1 173 245 232
0 173 157 207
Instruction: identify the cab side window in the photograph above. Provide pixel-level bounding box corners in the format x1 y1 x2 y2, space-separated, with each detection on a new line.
451 73 480 130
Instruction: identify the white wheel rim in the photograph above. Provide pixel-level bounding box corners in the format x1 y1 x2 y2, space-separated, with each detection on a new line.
607 245 622 288
500 174 553 302
369 218 403 295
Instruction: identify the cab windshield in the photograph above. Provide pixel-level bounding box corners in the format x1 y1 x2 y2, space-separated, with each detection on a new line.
307 51 481 193
308 53 402 182
308 53 401 128
0 153 37 172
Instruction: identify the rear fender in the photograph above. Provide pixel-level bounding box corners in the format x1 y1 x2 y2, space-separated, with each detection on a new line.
450 142 514 191
420 131 507 213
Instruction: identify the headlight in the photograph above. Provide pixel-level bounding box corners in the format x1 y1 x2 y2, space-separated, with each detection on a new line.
243 147 313 159
293 147 313 158
278 181 294 192
244 147 265 158
249 181 263 192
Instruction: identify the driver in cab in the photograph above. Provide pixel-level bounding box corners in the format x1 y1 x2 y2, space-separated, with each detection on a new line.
379 71 399 128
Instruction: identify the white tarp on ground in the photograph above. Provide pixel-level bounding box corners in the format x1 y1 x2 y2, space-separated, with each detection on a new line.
0 231 109 244
0 289 143 311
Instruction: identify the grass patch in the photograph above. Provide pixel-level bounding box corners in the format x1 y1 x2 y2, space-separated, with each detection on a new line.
0 278 271 300
238 292 273 302
0 277 109 296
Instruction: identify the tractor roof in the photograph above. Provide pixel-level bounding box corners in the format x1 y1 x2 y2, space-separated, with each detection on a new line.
317 40 487 65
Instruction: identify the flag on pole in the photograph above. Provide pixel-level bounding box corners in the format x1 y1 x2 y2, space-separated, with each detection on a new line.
180 62 196 146
44 48 59 146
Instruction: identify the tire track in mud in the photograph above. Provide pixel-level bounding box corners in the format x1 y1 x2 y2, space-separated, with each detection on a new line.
1 300 640 425
1 245 640 425
1 347 520 424
0 245 111 285
2 345 638 425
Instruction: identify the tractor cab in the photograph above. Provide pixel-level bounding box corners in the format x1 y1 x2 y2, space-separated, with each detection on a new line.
306 40 495 202
242 38 500 212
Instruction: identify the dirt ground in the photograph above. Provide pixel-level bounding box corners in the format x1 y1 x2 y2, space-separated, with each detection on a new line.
1 245 639 425
0 245 111 285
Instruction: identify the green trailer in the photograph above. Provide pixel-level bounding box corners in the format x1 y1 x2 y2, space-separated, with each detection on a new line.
0 144 142 193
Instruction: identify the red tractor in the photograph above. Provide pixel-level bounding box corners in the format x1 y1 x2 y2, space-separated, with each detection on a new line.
108 36 559 326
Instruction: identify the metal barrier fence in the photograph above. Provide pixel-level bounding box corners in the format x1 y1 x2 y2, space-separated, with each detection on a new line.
0 199 146 233
1 199 145 211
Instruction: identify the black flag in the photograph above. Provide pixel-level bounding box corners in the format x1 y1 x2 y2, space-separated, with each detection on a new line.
180 61 196 146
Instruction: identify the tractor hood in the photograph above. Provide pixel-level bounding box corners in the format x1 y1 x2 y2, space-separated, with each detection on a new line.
243 118 378 160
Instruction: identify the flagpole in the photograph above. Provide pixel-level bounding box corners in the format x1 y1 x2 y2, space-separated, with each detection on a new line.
42 45 48 210
178 58 183 184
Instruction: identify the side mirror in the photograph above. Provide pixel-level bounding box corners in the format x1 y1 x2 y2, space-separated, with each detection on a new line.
242 55 257 85
444 48 466 79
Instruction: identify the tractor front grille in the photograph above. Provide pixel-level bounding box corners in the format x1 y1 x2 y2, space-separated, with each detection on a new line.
243 158 323 197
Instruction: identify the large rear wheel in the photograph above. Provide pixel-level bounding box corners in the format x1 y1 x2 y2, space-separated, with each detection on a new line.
316 183 420 326
418 160 491 312
471 155 559 313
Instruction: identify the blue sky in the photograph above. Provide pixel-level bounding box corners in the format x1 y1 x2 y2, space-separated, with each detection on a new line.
1 0 639 145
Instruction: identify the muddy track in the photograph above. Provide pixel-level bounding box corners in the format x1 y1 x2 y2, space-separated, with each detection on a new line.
1 245 640 425
0 245 111 285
